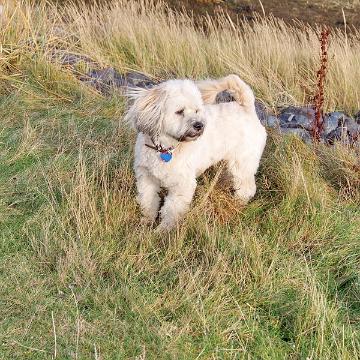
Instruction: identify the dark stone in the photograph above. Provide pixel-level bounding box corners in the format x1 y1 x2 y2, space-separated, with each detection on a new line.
50 51 156 92
81 69 156 94
324 112 360 143
354 111 360 124
326 127 350 144
89 67 123 84
322 112 341 136
343 117 360 141
124 71 157 88
326 111 352 126
215 90 235 103
81 67 123 94
266 115 280 128
255 100 268 125
50 49 97 67
234 4 254 13
279 106 316 131
279 127 312 144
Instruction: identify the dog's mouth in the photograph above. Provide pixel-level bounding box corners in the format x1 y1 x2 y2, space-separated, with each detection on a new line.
179 128 204 142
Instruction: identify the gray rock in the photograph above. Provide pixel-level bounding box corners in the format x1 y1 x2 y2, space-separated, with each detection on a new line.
343 117 360 141
215 90 235 103
326 127 350 144
124 71 156 89
266 115 280 128
326 111 352 126
354 111 360 124
279 127 312 144
50 49 97 67
89 67 123 83
255 100 268 125
322 112 341 136
82 69 156 94
81 67 123 94
279 106 316 131
325 112 360 143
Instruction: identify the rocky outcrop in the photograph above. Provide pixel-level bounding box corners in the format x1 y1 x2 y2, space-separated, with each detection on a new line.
52 52 358 145
215 90 359 144
80 68 156 94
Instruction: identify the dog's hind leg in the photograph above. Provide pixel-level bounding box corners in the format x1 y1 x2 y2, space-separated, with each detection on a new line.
136 168 161 224
227 158 257 204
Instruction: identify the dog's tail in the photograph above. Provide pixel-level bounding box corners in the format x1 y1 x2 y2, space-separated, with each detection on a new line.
196 74 255 112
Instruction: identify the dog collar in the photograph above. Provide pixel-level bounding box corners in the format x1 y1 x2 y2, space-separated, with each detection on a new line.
145 139 174 162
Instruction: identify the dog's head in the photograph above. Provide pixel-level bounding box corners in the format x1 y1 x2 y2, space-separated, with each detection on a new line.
125 79 206 142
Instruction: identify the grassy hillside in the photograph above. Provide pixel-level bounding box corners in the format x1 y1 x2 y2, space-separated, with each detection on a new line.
1 1 359 359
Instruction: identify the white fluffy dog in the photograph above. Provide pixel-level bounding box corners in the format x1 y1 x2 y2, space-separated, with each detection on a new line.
125 75 267 231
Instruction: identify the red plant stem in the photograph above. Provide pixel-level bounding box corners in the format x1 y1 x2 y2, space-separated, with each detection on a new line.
313 27 330 142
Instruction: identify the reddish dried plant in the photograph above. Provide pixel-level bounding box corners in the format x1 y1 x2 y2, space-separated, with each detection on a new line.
312 27 330 141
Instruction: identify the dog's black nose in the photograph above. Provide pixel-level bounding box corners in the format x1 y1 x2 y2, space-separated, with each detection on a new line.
193 122 204 131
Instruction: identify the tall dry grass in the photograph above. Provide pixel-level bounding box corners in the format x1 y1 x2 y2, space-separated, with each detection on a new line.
1 0 360 112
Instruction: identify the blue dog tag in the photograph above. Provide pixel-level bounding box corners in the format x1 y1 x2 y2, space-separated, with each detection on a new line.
160 151 172 162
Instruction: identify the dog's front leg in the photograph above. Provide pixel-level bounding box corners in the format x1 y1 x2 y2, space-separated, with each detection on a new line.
158 180 196 231
136 168 161 224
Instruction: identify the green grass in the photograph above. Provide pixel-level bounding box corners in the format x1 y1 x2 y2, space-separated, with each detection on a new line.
1 1 360 359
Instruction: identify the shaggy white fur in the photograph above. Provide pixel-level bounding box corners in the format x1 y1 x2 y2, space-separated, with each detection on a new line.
125 75 267 231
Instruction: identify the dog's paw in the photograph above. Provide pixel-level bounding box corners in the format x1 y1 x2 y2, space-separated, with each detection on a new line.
234 187 256 205
154 223 170 235
234 195 250 206
140 216 156 226
155 218 177 234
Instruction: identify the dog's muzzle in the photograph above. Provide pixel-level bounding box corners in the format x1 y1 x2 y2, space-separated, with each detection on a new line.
180 121 205 142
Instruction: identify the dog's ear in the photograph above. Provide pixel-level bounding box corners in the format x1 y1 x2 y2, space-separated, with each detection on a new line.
124 85 167 138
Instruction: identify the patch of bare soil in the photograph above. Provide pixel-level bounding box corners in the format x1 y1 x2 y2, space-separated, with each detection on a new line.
166 0 360 30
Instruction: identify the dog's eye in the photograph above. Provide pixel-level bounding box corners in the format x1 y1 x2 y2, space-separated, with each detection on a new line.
176 109 184 116
195 109 199 114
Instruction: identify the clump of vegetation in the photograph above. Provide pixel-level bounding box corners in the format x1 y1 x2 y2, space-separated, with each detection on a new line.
0 1 359 359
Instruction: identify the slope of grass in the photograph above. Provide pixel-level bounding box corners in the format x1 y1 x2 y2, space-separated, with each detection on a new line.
0 1 360 359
